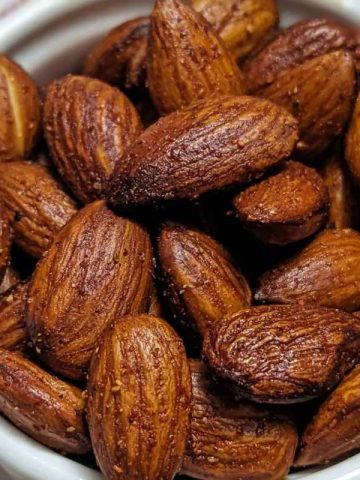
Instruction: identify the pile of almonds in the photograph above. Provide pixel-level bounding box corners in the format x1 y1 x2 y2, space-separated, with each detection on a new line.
3 0 360 478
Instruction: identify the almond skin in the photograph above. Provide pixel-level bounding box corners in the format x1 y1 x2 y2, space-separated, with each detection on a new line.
0 349 90 453
148 0 246 115
0 55 40 162
191 0 279 62
0 267 20 294
0 161 77 258
295 363 360 467
256 229 360 312
0 209 11 282
43 75 143 203
83 17 149 89
258 51 355 157
203 305 360 404
0 282 29 352
234 161 329 245
87 314 192 480
182 360 298 480
244 18 359 92
147 282 164 317
27 200 153 380
158 224 251 339
110 95 298 206
345 91 360 185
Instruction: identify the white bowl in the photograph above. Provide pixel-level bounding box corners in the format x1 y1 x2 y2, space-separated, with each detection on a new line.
0 0 360 479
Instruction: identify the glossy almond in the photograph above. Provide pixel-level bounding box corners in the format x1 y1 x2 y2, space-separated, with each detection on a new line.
27 201 152 380
0 161 77 258
0 209 11 282
148 0 246 115
44 75 143 203
191 0 278 62
83 17 149 89
0 282 29 352
234 161 329 245
0 349 90 453
258 51 355 157
245 18 359 92
110 95 298 206
256 229 360 311
0 55 40 162
158 224 251 338
203 305 360 404
296 363 360 467
87 314 192 480
346 91 360 185
182 360 298 480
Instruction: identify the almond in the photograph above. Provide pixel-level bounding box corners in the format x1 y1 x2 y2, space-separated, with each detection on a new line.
244 18 359 92
191 0 279 62
83 17 149 89
233 161 329 245
256 229 360 311
0 282 29 352
0 55 40 162
158 224 251 339
0 348 90 453
27 200 153 380
110 95 298 206
43 75 143 203
182 359 298 480
295 363 360 467
257 51 355 157
203 305 360 403
147 282 163 317
148 0 246 115
0 266 20 294
87 314 192 480
0 161 77 258
345 90 360 185
0 209 11 282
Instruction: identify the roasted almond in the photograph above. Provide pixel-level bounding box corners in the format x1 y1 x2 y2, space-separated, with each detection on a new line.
0 348 90 453
110 95 298 206
0 282 29 352
0 209 11 283
87 314 192 480
147 282 163 317
148 0 246 115
0 161 77 258
295 363 360 467
320 149 357 229
256 228 360 311
191 0 279 62
182 359 298 480
233 161 329 245
43 75 143 203
158 224 251 338
0 55 40 162
203 305 360 404
27 200 152 380
345 90 360 185
83 17 149 89
257 51 355 157
244 18 359 92
0 266 20 295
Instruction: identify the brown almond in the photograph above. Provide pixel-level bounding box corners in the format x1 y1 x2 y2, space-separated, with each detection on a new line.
320 149 357 229
256 229 360 311
258 51 355 157
0 348 90 453
0 209 11 283
158 224 251 339
87 314 192 480
0 161 77 258
295 363 360 467
345 90 360 185
27 200 153 380
0 267 20 295
0 55 40 162
0 282 29 352
191 0 279 62
148 0 246 115
147 282 163 317
203 305 360 404
43 75 143 203
110 95 298 206
234 161 329 245
182 359 298 480
83 17 149 89
244 18 359 92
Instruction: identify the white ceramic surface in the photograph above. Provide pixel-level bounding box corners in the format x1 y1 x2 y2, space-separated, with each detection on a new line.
0 0 360 479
